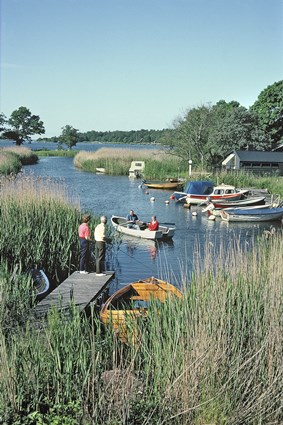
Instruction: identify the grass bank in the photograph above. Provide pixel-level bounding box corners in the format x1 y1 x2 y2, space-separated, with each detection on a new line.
0 147 38 175
0 175 85 284
35 149 77 157
74 148 187 179
0 230 282 424
212 171 283 198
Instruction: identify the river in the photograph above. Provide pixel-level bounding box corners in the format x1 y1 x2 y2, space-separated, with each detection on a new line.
6 141 278 291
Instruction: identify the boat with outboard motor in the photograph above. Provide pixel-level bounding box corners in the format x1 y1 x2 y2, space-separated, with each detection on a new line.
111 215 175 240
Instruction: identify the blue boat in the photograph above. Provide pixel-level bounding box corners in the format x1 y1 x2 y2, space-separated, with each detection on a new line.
172 180 214 202
220 207 283 222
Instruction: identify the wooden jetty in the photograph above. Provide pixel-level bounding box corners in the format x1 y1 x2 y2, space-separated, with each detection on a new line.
34 271 114 320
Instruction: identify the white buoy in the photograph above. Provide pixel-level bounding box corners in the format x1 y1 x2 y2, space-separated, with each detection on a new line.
165 200 170 204
150 197 155 202
192 211 197 216
208 215 216 220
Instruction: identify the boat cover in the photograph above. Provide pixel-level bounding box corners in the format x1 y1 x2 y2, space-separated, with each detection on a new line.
186 180 214 195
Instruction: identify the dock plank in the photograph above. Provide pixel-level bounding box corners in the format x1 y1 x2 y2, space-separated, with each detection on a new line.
34 271 114 319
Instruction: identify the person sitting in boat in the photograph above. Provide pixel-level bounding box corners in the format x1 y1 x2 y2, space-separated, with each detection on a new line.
127 209 140 229
148 215 159 231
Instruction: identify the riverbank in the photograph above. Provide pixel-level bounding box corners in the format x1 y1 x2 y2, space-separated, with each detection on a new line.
0 146 38 175
73 147 187 179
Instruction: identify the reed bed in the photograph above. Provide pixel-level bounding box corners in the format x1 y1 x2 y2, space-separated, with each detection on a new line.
1 146 38 165
214 171 283 198
0 231 282 424
74 148 186 179
0 151 22 175
0 174 82 283
36 149 77 157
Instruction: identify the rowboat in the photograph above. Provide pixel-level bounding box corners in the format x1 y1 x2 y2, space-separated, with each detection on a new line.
204 203 272 217
111 215 175 240
186 182 249 205
100 277 183 342
30 269 50 300
220 207 283 222
211 196 266 209
142 179 184 190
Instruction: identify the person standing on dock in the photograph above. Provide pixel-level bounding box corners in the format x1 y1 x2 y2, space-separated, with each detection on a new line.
94 215 110 276
78 214 92 274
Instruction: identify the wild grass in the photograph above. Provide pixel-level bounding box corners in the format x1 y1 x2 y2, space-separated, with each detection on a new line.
213 170 283 197
35 149 77 157
0 174 83 284
0 151 22 175
1 146 38 165
74 148 187 179
0 230 282 424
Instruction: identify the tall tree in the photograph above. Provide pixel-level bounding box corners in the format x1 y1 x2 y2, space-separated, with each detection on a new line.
0 113 7 132
250 80 283 147
165 101 270 168
59 125 79 149
2 106 45 145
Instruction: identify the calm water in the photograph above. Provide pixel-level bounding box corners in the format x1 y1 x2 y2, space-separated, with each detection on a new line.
19 148 282 290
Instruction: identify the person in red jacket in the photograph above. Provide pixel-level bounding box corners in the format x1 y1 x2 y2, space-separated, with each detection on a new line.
148 215 159 231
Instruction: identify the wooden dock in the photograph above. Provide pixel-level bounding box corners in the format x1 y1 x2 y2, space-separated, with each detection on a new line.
34 271 115 320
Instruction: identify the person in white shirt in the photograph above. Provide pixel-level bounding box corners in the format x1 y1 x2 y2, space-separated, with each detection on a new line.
94 215 110 276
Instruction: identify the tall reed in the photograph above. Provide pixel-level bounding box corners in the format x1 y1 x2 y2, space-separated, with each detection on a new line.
0 231 281 424
1 146 38 165
0 175 82 283
0 151 21 175
74 148 186 179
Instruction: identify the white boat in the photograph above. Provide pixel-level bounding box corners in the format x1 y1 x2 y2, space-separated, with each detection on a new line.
220 207 283 222
203 202 272 217
111 215 175 240
186 182 249 205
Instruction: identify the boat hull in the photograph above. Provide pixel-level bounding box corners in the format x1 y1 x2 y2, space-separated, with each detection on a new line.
144 182 182 190
100 277 183 342
111 216 175 239
220 207 283 222
212 196 266 209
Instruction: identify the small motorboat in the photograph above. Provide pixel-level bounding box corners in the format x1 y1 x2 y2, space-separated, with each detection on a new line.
220 207 283 222
185 182 249 205
172 180 214 202
111 215 175 240
100 277 183 342
30 269 50 300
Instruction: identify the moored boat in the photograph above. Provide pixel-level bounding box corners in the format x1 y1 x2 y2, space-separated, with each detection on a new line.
186 182 249 205
111 215 175 240
100 277 183 342
142 179 184 190
211 196 266 209
220 207 283 222
172 180 214 202
30 269 50 300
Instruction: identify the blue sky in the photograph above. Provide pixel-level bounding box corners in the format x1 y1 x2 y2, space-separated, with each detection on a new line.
1 0 282 137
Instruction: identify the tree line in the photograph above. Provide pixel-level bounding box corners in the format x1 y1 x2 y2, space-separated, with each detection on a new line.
1 80 282 166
